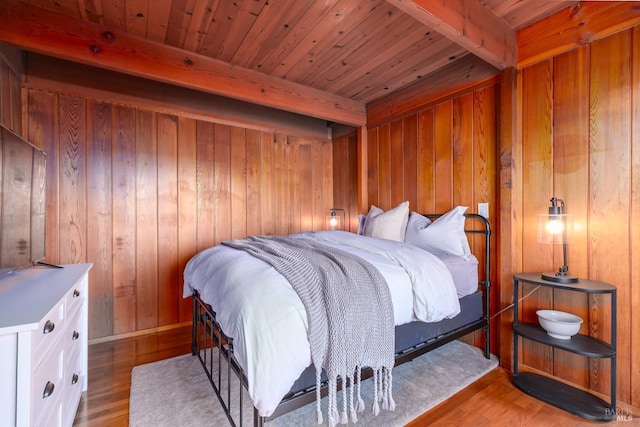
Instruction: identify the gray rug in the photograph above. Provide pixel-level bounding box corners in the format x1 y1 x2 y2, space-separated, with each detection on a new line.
129 340 497 426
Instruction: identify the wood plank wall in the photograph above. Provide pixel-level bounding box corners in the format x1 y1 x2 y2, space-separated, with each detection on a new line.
332 130 360 233
516 26 639 407
363 82 499 352
23 82 334 340
0 45 22 133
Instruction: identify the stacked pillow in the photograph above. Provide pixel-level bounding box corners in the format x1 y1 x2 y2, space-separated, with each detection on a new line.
404 206 471 259
358 201 409 242
358 202 471 258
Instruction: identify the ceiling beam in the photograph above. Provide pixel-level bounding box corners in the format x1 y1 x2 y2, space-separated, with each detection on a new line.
518 1 640 68
386 0 517 69
0 0 366 126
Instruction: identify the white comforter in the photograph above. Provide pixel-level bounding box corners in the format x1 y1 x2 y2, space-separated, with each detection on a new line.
183 230 460 417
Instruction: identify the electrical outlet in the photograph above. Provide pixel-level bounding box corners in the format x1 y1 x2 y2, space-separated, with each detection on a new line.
478 203 489 219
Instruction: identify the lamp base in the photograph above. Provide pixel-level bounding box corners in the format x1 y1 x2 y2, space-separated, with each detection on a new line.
541 272 579 283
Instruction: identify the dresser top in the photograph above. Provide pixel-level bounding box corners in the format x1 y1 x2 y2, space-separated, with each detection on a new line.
0 263 92 334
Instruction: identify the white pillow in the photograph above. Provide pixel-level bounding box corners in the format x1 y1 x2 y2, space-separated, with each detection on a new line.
361 201 410 242
404 206 471 258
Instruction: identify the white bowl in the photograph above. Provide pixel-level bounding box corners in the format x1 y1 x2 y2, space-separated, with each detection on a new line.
536 309 583 339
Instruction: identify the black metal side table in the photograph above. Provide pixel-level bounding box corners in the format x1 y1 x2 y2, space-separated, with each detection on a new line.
512 273 617 422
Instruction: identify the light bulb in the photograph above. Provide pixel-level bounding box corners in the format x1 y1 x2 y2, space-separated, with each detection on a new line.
545 218 564 235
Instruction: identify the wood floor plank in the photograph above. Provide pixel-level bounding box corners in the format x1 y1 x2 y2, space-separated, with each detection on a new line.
74 326 638 426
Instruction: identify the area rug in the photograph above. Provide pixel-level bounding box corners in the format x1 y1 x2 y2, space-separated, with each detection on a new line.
129 340 497 426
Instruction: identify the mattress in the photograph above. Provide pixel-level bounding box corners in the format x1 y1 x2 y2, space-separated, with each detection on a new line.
434 253 479 297
286 290 483 397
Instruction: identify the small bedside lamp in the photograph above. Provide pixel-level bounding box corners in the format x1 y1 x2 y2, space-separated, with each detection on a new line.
327 208 345 231
537 197 579 283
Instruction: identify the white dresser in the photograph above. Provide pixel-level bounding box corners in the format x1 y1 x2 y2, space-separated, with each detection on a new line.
0 263 91 427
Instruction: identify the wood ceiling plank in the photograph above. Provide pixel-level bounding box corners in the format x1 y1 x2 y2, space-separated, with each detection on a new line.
347 38 468 102
124 0 149 37
323 16 443 95
386 0 517 69
182 0 219 52
203 0 267 62
303 3 410 90
165 0 197 48
275 0 386 80
286 1 393 84
79 0 106 25
230 0 309 68
145 0 172 43
518 1 640 68
0 0 365 125
101 0 125 29
256 0 341 75
241 0 316 70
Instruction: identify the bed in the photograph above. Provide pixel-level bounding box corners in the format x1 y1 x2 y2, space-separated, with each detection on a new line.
184 208 491 427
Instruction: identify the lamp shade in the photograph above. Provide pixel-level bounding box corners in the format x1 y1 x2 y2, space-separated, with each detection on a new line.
537 213 573 244
327 213 341 230
327 208 345 231
537 197 579 283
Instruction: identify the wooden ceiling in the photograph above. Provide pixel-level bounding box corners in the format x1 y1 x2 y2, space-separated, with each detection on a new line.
0 0 595 125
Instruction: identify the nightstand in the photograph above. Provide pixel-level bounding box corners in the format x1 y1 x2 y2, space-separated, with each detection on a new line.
512 273 616 422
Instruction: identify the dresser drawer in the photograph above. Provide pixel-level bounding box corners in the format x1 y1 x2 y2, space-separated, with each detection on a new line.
32 301 65 368
65 309 83 378
37 398 63 427
65 309 83 356
63 343 84 427
65 282 85 320
30 341 64 425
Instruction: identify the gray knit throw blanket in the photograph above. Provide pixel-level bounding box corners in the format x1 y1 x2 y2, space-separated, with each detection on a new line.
223 235 395 426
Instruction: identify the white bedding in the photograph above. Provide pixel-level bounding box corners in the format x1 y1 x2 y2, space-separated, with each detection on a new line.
183 230 461 417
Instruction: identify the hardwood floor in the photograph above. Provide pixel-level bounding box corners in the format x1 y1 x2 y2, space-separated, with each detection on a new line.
74 326 638 426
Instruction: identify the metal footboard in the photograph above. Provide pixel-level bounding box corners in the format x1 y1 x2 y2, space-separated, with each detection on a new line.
192 293 251 427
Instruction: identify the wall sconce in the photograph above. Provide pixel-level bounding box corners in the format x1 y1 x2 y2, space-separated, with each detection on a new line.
537 197 579 283
327 208 345 231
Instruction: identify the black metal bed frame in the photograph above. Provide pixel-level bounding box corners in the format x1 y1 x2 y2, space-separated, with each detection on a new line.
191 213 492 427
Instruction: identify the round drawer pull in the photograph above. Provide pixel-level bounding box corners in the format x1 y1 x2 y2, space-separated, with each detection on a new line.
72 330 80 340
71 373 79 385
73 289 80 298
43 381 55 398
43 320 55 334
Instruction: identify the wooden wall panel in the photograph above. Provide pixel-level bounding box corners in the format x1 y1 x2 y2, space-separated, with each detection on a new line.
111 106 137 335
195 121 215 251
177 117 197 324
58 95 86 264
24 86 334 340
416 108 435 214
520 60 554 374
517 26 638 407
156 114 179 327
0 45 22 133
135 110 159 331
588 30 631 401
230 127 247 239
434 102 453 212
213 124 232 243
365 82 499 351
631 26 640 408
552 45 590 388
85 101 113 337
